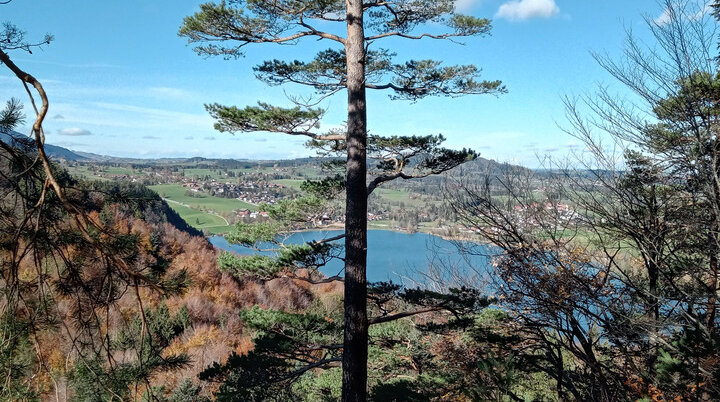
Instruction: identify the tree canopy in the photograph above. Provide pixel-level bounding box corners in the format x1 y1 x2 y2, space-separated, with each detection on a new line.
180 0 503 400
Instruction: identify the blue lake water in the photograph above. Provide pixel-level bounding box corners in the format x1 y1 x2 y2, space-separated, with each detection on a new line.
209 230 492 284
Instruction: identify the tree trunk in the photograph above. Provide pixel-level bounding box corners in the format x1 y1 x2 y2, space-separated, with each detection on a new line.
647 258 659 377
342 1 368 401
554 346 565 402
707 250 718 332
707 135 720 333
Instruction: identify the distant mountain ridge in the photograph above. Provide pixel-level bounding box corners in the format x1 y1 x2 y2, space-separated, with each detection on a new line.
0 130 88 161
0 130 532 178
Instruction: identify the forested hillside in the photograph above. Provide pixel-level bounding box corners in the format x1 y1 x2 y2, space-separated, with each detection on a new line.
0 138 348 399
5 0 720 401
0 138 516 400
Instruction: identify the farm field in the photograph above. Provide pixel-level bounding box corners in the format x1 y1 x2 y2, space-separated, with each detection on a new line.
181 167 273 180
374 188 426 206
73 166 136 176
66 165 139 181
149 184 257 213
149 184 256 233
67 166 108 181
272 179 423 205
272 179 305 190
163 202 231 234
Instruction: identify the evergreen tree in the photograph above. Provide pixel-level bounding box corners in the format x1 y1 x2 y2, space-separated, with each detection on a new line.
205 174 491 399
179 2 503 399
452 1 720 399
1 12 193 399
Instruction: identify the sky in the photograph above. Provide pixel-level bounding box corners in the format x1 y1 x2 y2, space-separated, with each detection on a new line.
0 0 712 166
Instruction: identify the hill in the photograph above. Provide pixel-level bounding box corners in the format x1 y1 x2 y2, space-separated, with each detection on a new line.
0 129 88 161
0 137 338 400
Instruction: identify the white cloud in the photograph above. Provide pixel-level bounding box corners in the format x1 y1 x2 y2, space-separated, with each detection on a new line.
495 0 559 21
455 0 480 13
656 1 713 26
58 127 92 136
692 1 713 20
13 58 127 70
91 102 214 131
654 7 673 26
147 86 195 100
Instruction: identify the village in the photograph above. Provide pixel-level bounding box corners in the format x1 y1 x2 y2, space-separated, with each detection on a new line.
68 162 396 227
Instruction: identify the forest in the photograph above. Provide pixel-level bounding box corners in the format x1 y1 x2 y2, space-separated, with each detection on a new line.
3 0 720 401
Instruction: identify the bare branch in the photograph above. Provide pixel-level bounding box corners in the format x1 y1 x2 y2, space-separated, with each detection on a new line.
368 306 442 325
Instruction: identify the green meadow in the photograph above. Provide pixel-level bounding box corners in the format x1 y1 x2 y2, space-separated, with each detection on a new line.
149 184 257 213
162 202 231 234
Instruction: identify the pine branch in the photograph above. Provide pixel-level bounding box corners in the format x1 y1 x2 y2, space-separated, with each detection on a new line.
0 98 24 132
368 307 443 325
367 171 415 196
365 15 492 42
254 48 392 91
206 102 344 140
1 49 165 291
0 22 53 53
279 357 342 381
254 49 505 100
179 1 345 58
366 60 506 100
366 135 477 195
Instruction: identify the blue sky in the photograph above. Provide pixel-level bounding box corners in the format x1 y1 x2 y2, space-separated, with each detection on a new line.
0 0 709 165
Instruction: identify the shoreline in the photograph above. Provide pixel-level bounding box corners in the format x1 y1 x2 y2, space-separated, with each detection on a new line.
206 222 482 244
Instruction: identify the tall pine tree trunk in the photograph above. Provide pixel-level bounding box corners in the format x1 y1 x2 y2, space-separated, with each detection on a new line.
706 146 720 333
647 258 659 377
342 1 368 401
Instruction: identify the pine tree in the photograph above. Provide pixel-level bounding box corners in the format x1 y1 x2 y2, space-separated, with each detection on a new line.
1 11 193 399
451 1 720 399
179 1 504 399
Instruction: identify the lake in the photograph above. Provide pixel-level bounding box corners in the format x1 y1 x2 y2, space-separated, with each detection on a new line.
209 230 492 284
